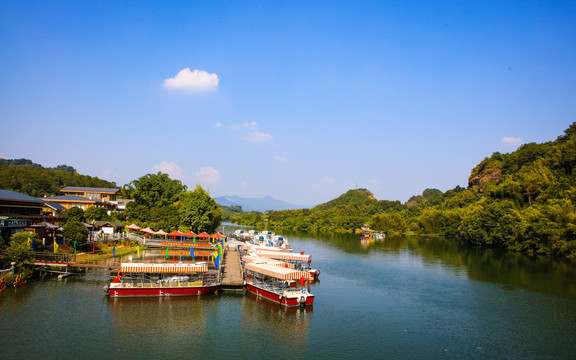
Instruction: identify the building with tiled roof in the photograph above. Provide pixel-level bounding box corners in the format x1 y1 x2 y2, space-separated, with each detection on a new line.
0 189 44 216
41 195 116 211
60 187 121 202
0 189 45 239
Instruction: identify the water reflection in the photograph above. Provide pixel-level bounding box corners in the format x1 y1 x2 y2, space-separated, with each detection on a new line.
108 295 216 337
241 292 312 358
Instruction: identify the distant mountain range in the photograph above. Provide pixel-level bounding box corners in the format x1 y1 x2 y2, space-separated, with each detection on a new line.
214 195 302 212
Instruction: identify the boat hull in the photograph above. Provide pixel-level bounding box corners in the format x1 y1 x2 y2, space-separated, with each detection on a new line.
106 284 220 297
246 283 314 307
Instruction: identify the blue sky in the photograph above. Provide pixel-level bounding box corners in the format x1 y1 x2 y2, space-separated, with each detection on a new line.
1 1 575 206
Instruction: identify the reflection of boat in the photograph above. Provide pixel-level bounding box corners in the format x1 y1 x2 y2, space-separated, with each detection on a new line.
104 263 220 297
245 291 314 315
244 262 314 307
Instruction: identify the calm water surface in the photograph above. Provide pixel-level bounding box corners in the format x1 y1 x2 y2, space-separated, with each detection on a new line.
2 229 576 359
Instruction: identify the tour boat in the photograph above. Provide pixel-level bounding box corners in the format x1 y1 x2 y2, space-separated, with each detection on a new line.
243 254 295 269
261 230 275 237
249 233 292 251
104 262 220 297
244 262 314 307
234 229 251 240
254 250 320 280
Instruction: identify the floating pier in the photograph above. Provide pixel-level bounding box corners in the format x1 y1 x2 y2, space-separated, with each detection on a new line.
220 240 245 291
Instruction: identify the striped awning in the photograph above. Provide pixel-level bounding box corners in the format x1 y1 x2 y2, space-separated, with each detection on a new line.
120 263 207 274
256 251 311 262
243 255 295 268
245 262 308 280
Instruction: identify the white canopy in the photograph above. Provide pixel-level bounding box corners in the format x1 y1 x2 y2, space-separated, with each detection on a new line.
245 262 308 280
120 263 207 274
256 251 311 262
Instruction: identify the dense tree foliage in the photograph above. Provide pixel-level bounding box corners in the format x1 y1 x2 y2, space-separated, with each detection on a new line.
61 207 85 222
124 173 222 232
179 185 222 233
3 232 36 268
0 159 116 197
62 220 89 243
229 123 576 259
126 172 186 208
84 206 111 222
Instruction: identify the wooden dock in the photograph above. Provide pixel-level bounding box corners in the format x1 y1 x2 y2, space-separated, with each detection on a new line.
220 241 244 291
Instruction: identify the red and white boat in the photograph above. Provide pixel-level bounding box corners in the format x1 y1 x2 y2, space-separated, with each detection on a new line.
104 262 220 297
244 262 314 307
254 250 320 280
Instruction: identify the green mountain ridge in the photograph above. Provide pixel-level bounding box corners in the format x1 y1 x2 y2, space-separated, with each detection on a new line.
313 188 376 211
229 122 576 259
0 158 117 198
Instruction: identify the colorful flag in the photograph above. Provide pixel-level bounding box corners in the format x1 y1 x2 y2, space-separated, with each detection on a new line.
190 247 194 260
54 240 58 253
166 247 169 259
113 246 116 258
74 241 77 254
137 246 140 257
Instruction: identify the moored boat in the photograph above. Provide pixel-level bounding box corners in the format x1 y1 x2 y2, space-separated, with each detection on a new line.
104 262 220 297
244 262 314 307
253 250 320 280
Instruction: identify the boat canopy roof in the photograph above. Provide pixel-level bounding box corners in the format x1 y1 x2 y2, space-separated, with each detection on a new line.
245 262 309 280
243 255 294 268
120 263 207 274
256 251 311 262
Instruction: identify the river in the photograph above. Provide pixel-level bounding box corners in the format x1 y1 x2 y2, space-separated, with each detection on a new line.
1 228 575 359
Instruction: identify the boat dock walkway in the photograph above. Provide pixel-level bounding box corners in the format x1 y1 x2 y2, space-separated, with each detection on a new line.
220 240 244 291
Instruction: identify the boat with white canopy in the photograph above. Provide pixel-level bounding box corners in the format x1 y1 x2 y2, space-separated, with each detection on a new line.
254 251 320 280
244 262 314 307
104 262 220 297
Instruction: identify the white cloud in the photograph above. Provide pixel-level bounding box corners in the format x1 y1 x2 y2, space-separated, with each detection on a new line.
274 155 288 162
151 161 183 179
242 131 272 142
242 121 258 129
314 176 335 189
214 122 224 128
195 167 221 184
501 136 524 146
101 168 121 182
163 68 219 93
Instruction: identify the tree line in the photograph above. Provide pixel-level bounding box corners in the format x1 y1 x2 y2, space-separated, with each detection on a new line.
227 123 576 260
0 159 116 197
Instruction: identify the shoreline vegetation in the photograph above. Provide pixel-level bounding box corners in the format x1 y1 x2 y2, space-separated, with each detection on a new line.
226 123 576 260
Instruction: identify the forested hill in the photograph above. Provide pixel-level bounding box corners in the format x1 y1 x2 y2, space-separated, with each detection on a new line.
314 188 376 211
229 122 576 259
0 158 117 197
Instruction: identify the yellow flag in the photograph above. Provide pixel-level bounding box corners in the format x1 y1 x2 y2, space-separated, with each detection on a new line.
137 245 140 257
54 241 58 253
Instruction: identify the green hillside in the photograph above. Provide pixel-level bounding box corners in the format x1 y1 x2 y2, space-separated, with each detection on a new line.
230 123 576 259
314 188 375 211
0 158 117 197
